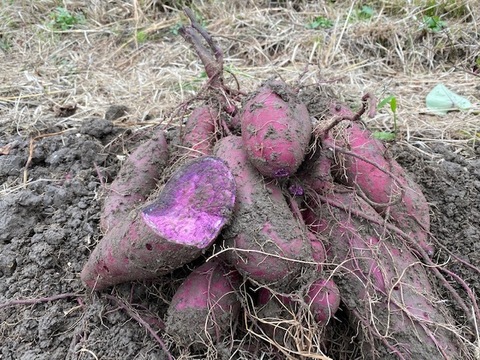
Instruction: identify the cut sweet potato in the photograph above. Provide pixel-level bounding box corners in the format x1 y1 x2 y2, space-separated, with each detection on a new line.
81 156 236 290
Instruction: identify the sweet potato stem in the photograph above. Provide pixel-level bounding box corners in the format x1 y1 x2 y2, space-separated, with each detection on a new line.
180 8 245 101
180 8 223 90
184 8 223 67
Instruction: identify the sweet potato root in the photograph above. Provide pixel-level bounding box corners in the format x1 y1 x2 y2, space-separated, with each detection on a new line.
323 119 434 256
304 188 466 359
165 260 241 348
182 105 218 157
81 156 236 290
214 135 313 290
241 80 312 178
305 278 340 325
100 129 169 232
297 142 334 194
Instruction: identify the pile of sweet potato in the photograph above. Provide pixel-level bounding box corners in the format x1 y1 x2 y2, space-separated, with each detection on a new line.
81 9 478 359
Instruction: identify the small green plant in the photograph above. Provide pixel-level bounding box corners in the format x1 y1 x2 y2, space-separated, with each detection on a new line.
422 15 447 32
355 5 374 20
49 7 85 31
170 23 182 35
135 30 148 44
306 16 334 29
373 95 397 141
0 36 11 52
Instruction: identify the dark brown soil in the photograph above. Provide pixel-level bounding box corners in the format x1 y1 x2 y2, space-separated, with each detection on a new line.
1 113 479 359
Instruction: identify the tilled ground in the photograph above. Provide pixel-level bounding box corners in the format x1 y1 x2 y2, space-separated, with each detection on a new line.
0 113 479 359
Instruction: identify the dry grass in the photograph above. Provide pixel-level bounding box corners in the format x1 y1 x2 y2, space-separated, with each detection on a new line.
1 0 479 358
1 0 478 140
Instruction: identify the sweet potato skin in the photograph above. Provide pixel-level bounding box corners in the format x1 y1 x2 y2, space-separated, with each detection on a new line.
214 135 313 289
324 121 434 256
182 105 218 157
100 130 169 232
82 213 194 290
305 278 340 325
165 260 241 348
297 142 334 194
241 80 312 178
81 156 236 290
305 188 464 359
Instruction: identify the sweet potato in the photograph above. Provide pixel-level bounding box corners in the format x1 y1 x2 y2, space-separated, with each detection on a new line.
182 105 218 157
241 80 312 178
81 156 236 290
100 129 169 232
254 286 295 347
323 117 434 256
165 259 241 348
309 230 326 273
297 143 334 194
305 278 340 325
305 188 466 359
257 277 340 328
214 135 313 290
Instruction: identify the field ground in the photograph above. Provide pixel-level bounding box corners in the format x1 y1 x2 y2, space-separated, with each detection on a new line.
0 1 479 359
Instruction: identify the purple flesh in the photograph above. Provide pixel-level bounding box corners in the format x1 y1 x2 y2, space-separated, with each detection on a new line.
274 168 290 178
141 156 236 248
288 184 304 196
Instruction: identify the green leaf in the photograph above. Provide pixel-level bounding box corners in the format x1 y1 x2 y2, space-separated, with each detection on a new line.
426 84 472 115
372 131 396 141
49 7 84 30
378 95 395 110
422 15 446 32
306 16 333 29
358 5 374 20
390 96 397 113
170 23 182 35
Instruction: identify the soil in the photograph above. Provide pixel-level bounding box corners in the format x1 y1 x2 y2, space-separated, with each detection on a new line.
1 110 479 359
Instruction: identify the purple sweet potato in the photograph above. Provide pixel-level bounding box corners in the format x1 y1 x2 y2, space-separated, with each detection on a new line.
309 230 326 273
214 135 313 290
305 188 466 359
255 286 295 346
165 259 241 348
305 278 340 325
257 286 294 309
100 129 169 232
241 80 312 178
81 156 236 290
182 105 218 157
324 112 434 256
297 143 334 194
